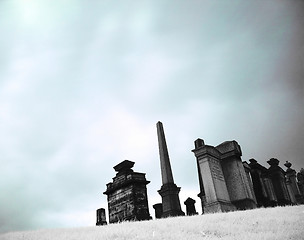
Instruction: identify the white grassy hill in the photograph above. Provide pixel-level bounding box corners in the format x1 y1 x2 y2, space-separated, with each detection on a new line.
1 205 303 240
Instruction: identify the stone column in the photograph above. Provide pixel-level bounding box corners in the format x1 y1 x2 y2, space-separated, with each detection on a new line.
156 122 184 217
192 139 235 213
96 208 107 226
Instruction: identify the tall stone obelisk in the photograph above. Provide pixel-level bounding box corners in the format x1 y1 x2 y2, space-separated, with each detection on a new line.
156 121 185 217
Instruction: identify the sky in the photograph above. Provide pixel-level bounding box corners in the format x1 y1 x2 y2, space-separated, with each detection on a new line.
1 0 303 233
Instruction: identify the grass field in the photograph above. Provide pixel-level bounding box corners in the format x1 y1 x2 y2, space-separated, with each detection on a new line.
1 205 303 240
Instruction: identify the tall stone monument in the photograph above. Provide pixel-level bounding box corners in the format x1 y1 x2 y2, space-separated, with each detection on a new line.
192 139 236 213
267 158 291 206
103 160 152 223
156 121 185 217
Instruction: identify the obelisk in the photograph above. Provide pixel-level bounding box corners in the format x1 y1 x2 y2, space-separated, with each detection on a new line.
156 121 184 217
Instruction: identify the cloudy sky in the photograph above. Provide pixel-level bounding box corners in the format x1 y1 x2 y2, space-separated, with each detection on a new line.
1 0 303 233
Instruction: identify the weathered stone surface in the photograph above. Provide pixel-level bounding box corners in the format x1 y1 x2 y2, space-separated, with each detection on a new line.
242 161 257 204
96 208 107 226
267 158 291 206
103 160 152 223
157 122 184 217
216 141 256 210
192 140 236 213
184 197 198 216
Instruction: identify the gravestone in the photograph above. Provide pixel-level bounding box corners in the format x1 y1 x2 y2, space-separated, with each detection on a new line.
103 160 152 223
216 141 257 210
96 208 107 226
153 203 163 219
249 159 277 207
156 122 185 217
184 197 198 216
267 158 291 206
192 139 236 213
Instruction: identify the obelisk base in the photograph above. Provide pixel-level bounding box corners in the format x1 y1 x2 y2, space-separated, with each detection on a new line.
158 183 185 217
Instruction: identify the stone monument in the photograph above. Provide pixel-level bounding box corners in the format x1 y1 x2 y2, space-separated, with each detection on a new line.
249 158 277 207
267 158 291 205
103 160 152 223
156 121 185 217
152 203 163 219
192 138 236 213
96 208 107 226
192 138 257 213
216 141 256 210
184 197 198 216
284 161 303 204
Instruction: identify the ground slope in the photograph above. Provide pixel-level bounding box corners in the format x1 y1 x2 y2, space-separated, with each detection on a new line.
1 205 303 240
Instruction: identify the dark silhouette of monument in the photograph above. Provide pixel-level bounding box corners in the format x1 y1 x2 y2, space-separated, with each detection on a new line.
103 160 152 223
184 197 198 216
96 208 107 225
267 158 291 205
156 121 185 217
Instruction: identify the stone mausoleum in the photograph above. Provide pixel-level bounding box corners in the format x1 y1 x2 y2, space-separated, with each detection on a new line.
103 160 152 223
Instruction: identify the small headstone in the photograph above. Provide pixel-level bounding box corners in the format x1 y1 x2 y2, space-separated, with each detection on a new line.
96 208 107 226
184 197 198 216
153 203 163 219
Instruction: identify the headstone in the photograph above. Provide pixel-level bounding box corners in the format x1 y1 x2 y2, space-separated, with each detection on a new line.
96 208 107 226
192 138 236 213
216 141 256 210
153 203 163 219
156 121 185 217
267 158 291 206
184 197 198 216
249 159 277 207
103 160 152 223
